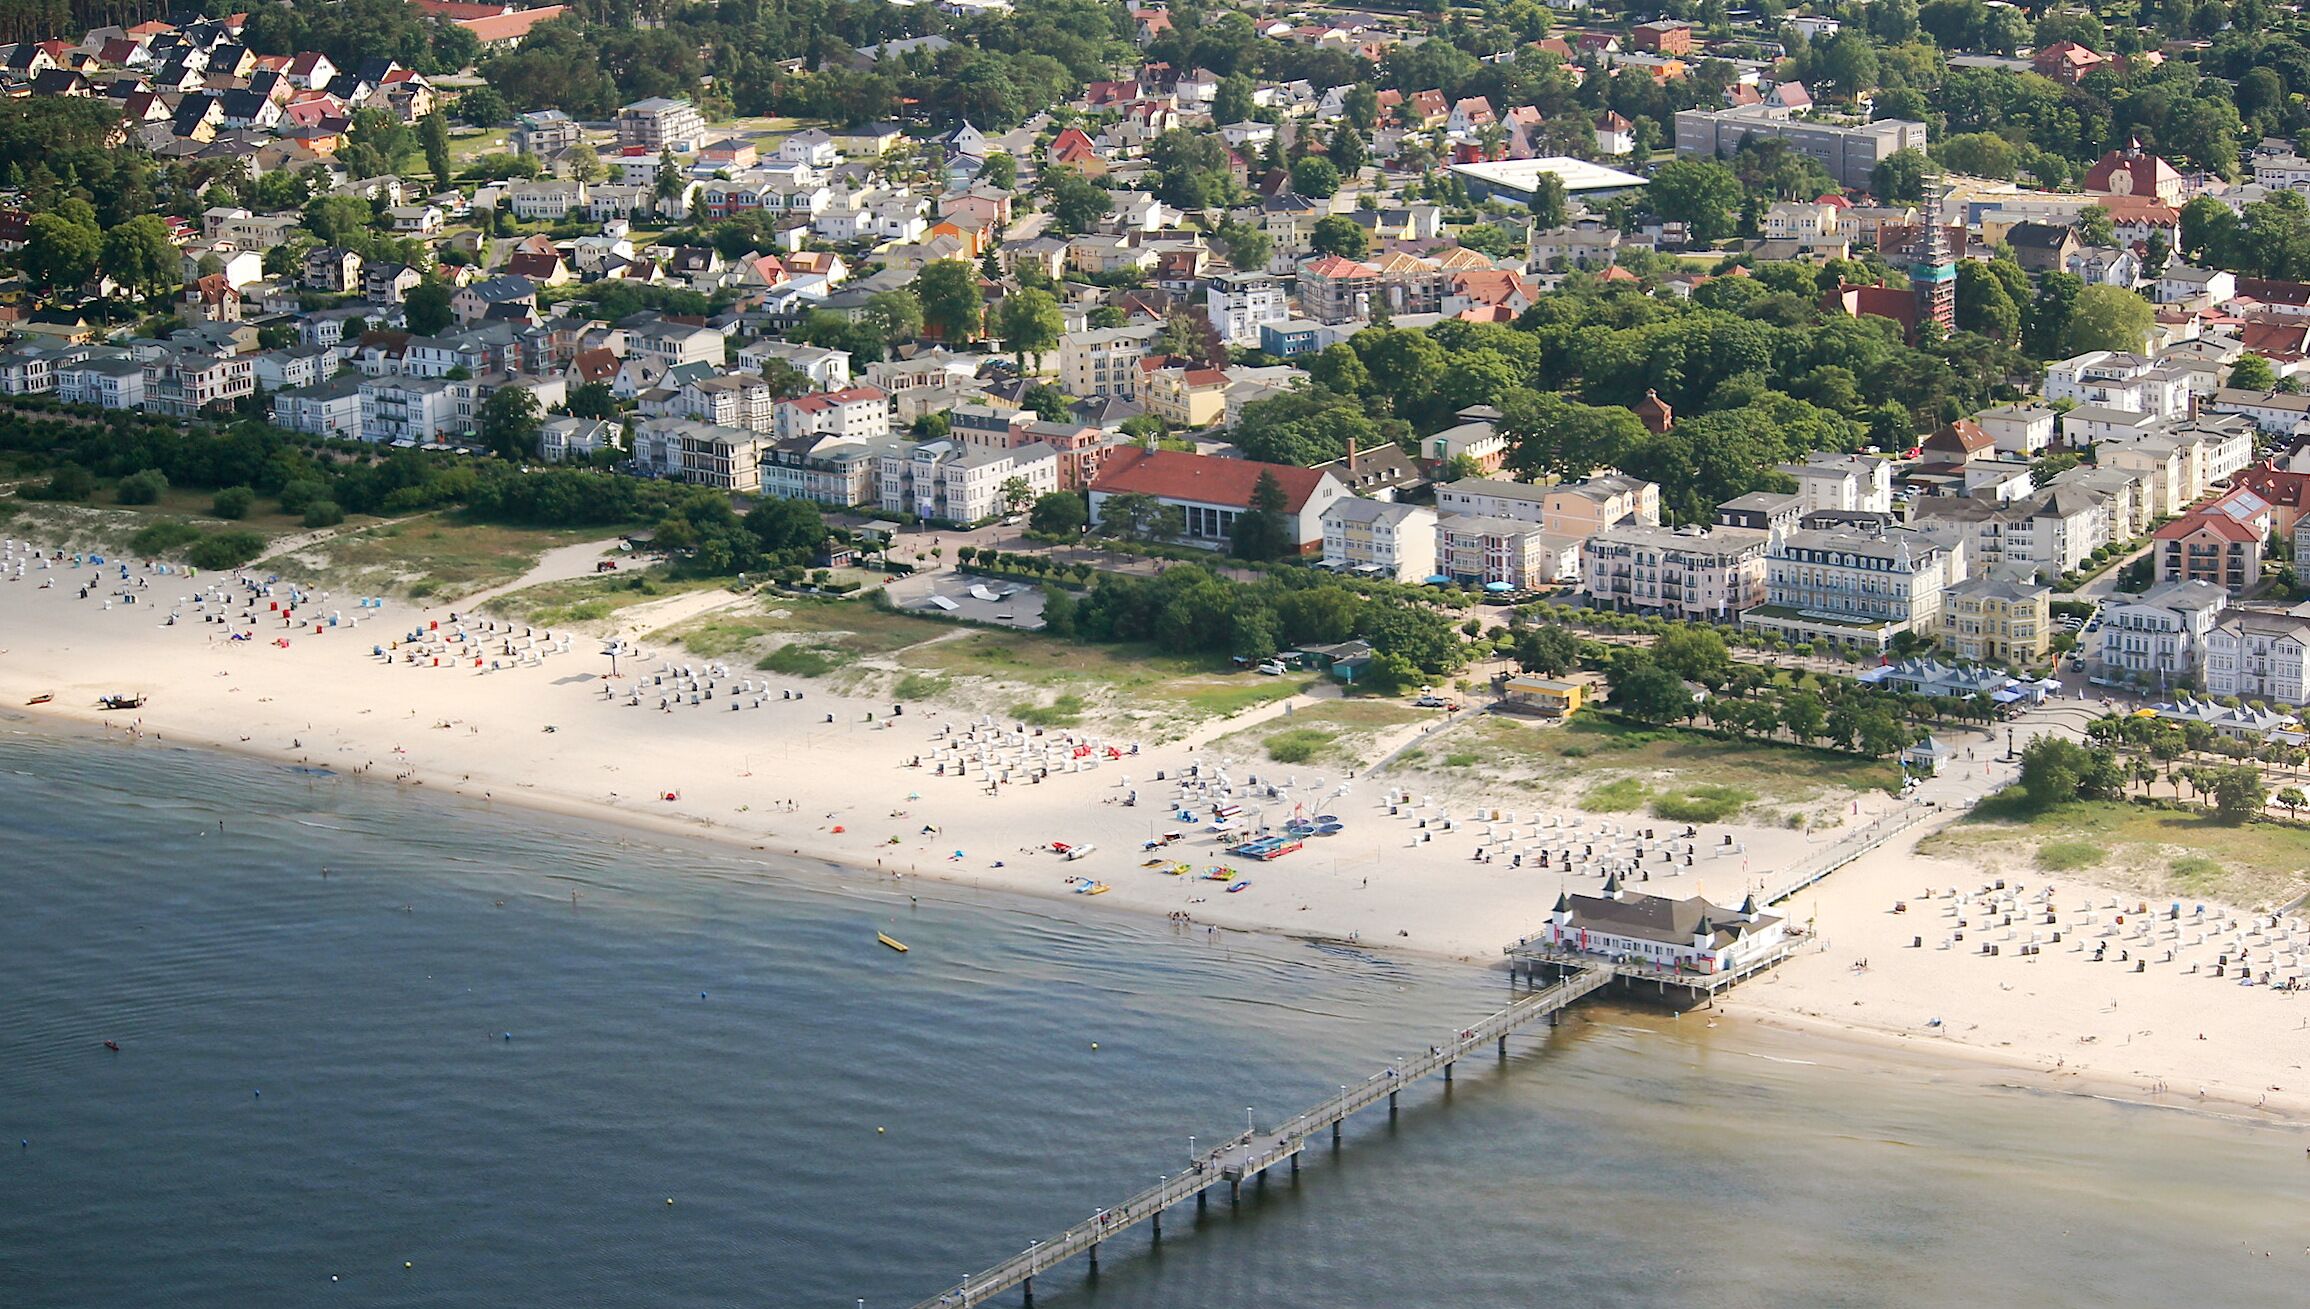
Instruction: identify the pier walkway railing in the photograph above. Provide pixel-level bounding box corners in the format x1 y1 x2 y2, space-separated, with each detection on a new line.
910 964 1612 1309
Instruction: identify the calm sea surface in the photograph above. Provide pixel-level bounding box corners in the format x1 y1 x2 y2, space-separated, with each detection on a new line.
1 728 2305 1308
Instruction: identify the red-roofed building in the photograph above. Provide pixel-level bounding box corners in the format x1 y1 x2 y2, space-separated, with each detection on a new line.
2155 509 2264 591
1048 126 1100 169
1822 281 1921 340
1088 448 1349 553
1296 253 1383 324
2085 140 2184 204
774 384 891 442
2241 319 2310 360
2231 460 2310 538
2033 40 2106 85
1442 268 1538 317
1595 111 1634 156
1634 389 1674 434
1132 7 1173 45
1630 20 1694 55
1920 418 1994 466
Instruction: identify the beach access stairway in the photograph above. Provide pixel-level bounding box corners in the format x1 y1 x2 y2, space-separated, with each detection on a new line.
911 965 1612 1309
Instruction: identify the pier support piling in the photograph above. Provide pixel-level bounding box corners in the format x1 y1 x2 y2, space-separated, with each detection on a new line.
1022 1277 1032 1307
1332 1118 1341 1147
1498 1034 1507 1058
1197 1190 1207 1214
1089 1244 1098 1275
1444 1061 1453 1084
1388 1090 1398 1115
1229 1179 1240 1206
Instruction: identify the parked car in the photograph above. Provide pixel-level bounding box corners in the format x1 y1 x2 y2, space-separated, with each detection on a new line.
1413 694 1458 709
1256 660 1288 676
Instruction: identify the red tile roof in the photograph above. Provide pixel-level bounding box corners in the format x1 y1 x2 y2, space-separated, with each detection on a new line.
1090 448 1332 512
457 6 570 43
2153 513 2260 542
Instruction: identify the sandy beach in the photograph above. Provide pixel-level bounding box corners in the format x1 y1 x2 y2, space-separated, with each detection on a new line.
3 535 2305 1122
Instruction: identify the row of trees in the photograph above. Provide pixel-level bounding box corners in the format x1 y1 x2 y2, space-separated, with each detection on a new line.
1039 562 1467 690
2015 735 2270 822
1602 645 1923 760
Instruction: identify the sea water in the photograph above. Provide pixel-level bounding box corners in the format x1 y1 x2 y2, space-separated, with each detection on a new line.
2 729 2305 1308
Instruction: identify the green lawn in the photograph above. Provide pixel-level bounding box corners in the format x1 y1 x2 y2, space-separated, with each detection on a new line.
1920 798 2310 910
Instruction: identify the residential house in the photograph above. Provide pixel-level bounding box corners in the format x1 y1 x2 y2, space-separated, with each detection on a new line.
1974 402 2058 457
616 96 703 151
510 109 581 156
1786 453 1893 515
772 385 891 443
1139 362 1228 428
1059 324 1161 399
357 375 461 444
1582 523 1770 622
301 245 362 292
1436 516 1581 589
2206 610 2310 705
2092 578 2226 686
2155 506 2267 593
269 373 365 438
1419 406 1511 472
1320 498 1437 582
1941 573 2052 666
451 275 536 325
1741 523 1962 651
1206 271 1289 346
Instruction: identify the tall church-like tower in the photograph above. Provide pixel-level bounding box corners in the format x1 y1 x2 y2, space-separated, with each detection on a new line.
1909 182 1956 335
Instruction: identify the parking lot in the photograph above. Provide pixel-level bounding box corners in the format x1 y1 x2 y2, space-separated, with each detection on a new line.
885 571 1049 631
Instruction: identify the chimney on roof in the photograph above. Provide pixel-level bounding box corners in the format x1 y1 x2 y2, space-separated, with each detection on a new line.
1346 433 1357 469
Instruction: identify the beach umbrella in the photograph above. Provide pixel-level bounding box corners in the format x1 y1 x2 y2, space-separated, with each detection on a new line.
1484 581 1515 593
1424 575 1452 586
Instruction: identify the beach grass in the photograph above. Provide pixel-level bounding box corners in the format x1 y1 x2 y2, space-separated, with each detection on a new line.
760 645 839 676
0 491 309 559
1649 783 1756 823
896 629 1302 728
1580 777 1649 812
1206 699 1420 768
1011 693 1086 727
1921 799 2310 909
1264 727 1336 763
482 571 722 626
893 672 948 701
2034 840 2103 871
287 514 615 600
653 595 935 669
1444 714 1902 803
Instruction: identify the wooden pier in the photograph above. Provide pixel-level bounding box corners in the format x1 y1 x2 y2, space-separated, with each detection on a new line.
908 965 1613 1309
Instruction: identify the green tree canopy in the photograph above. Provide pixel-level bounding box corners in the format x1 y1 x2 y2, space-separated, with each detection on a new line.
913 260 984 343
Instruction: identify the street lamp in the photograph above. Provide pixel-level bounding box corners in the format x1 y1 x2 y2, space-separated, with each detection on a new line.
1188 1134 1195 1162
1246 1106 1255 1134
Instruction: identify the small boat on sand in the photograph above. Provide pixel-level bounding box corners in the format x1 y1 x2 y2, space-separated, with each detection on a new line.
876 931 909 953
1226 880 1251 893
25 693 52 705
1076 881 1111 895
